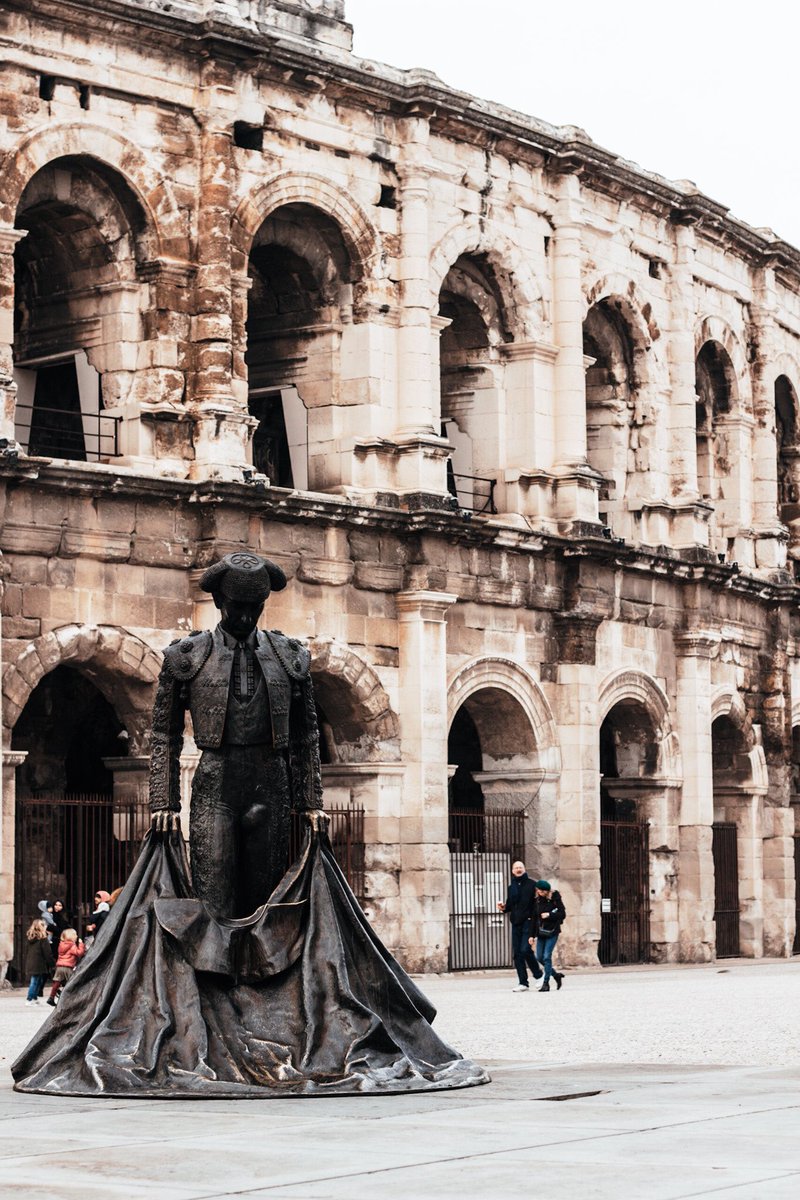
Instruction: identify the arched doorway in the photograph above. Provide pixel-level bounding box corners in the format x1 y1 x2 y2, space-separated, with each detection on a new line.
447 685 539 969
10 666 132 977
710 714 752 958
598 700 656 965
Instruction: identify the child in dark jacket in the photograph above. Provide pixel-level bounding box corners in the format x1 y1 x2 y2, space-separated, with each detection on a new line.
47 929 85 1005
24 919 53 1004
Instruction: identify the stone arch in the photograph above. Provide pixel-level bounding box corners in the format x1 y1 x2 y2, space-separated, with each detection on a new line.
2 625 161 753
769 351 800 395
308 638 399 763
231 172 380 282
710 684 768 794
429 217 545 340
695 316 750 412
598 669 680 780
447 656 561 775
582 275 661 380
0 122 186 258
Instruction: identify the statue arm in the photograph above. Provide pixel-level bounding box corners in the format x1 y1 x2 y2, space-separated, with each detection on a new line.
149 662 186 817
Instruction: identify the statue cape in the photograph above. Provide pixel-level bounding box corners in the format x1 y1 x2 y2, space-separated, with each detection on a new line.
12 828 488 1098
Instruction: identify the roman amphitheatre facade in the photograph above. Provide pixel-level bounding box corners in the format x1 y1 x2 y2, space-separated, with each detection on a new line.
1 0 799 975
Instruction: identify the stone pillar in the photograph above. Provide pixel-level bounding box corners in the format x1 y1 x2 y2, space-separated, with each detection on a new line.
552 612 603 965
714 412 755 566
551 176 599 527
750 271 788 570
501 341 560 523
0 227 26 446
358 114 450 499
321 762 406 951
0 749 26 979
762 803 795 956
675 630 719 961
666 220 712 548
189 70 255 480
395 590 457 970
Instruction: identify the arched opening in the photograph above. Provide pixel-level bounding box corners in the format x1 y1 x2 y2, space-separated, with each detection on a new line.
695 340 737 547
583 298 643 534
711 714 750 958
438 254 511 514
598 700 654 965
13 156 147 462
447 686 537 970
10 666 131 979
245 203 355 492
775 375 800 521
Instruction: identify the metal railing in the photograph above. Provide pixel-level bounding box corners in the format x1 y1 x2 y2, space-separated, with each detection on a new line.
15 402 121 460
449 473 498 515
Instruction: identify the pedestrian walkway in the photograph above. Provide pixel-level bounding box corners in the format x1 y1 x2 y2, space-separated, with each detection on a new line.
0 961 798 1198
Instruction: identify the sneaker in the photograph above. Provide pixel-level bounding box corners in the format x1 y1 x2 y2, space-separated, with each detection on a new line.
512 984 529 992
25 998 37 1005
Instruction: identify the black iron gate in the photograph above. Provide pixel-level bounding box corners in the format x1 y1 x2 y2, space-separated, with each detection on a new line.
448 809 525 970
795 837 800 955
13 794 366 981
599 820 650 965
712 821 740 958
13 792 148 980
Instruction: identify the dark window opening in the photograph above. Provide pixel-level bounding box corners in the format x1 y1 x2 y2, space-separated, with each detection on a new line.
334 148 350 159
233 121 264 152
377 185 397 209
79 84 91 110
648 259 661 280
448 706 484 814
39 75 56 101
28 360 88 461
249 392 293 487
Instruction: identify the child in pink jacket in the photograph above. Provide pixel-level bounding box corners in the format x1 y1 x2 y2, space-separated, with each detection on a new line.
47 929 85 1006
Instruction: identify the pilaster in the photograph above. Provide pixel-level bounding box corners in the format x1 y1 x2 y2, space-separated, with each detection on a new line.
675 629 719 961
395 590 457 970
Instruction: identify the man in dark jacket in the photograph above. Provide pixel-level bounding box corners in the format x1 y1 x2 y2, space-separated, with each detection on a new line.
149 551 325 919
530 880 566 992
497 861 543 991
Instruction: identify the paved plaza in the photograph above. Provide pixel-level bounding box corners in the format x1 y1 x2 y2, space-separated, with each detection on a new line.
0 960 798 1198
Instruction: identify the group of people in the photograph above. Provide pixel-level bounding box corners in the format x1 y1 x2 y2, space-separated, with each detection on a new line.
24 890 114 1006
498 862 567 992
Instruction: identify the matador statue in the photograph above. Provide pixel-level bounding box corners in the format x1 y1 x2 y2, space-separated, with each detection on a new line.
148 550 324 918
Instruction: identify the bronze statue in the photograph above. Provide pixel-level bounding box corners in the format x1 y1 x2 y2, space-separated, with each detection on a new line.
149 551 323 917
12 551 489 1098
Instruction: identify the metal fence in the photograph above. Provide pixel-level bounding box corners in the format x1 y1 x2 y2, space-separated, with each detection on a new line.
449 473 498 515
12 793 366 981
712 822 740 958
16 402 120 460
448 809 525 970
599 820 650 965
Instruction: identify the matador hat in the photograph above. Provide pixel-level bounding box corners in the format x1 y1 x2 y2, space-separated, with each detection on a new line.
199 551 287 602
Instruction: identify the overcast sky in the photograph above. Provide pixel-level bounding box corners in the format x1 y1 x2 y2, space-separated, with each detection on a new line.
347 0 800 249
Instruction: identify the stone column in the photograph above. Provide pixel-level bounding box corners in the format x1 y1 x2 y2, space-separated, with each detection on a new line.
675 630 719 961
666 220 712 548
0 227 26 446
750 270 788 570
361 113 449 499
762 803 795 956
551 175 599 527
551 611 603 965
395 590 457 970
501 340 560 522
0 749 26 979
189 68 255 480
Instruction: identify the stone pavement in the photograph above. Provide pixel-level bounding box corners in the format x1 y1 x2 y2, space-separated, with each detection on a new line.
0 962 798 1199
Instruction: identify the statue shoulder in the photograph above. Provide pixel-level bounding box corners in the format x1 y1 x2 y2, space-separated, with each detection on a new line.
264 629 311 680
162 630 213 681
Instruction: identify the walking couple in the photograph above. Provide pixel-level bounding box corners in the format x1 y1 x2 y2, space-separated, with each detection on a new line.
497 862 566 993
